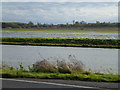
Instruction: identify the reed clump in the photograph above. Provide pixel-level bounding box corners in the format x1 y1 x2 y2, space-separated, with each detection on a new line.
32 60 58 73
31 55 84 73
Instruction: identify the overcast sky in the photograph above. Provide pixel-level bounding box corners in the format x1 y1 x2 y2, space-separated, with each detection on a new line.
2 0 120 2
2 2 118 24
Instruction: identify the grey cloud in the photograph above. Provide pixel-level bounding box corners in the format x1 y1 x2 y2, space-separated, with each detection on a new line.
2 2 118 24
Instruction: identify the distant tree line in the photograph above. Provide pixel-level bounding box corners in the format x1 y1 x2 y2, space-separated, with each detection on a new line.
2 20 118 29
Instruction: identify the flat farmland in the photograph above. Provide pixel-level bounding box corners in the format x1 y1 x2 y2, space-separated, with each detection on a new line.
1 28 119 39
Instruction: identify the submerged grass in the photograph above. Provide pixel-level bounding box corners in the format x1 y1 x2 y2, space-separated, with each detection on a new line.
1 37 120 48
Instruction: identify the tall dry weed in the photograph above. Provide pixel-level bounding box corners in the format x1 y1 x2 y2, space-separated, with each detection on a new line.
32 55 84 73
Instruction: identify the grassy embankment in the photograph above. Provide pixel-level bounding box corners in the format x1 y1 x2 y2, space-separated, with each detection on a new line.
1 69 120 82
1 37 120 48
1 59 120 82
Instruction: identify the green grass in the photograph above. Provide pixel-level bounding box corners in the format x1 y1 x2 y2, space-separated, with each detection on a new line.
1 68 120 82
1 37 120 48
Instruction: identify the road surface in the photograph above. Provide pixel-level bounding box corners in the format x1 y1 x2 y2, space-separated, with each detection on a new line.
1 78 119 90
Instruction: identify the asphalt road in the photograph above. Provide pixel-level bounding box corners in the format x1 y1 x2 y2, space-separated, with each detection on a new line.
1 78 119 90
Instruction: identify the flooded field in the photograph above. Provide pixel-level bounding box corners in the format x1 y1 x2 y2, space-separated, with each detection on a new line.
2 45 118 74
1 30 119 39
1 29 119 74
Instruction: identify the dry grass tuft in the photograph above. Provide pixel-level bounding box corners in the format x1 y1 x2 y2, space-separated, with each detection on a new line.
68 55 84 72
57 60 71 73
33 59 57 73
32 55 84 73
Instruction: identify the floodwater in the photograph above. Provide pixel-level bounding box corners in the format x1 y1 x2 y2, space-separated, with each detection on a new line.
1 30 119 39
2 45 118 74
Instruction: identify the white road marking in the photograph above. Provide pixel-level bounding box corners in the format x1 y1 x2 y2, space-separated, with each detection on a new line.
1 78 101 89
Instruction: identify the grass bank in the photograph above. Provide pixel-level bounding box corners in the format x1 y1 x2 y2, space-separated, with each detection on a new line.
1 68 120 82
1 37 120 48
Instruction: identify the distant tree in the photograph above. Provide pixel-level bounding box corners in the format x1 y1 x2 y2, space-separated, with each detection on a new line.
37 22 41 26
73 20 75 25
75 21 79 25
96 21 100 24
80 21 86 24
66 22 69 25
37 22 41 28
2 21 118 29
28 21 34 28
